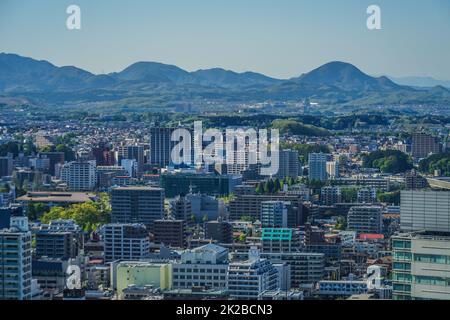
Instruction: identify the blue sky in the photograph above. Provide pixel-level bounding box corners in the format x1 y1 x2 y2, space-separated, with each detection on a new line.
1 0 449 79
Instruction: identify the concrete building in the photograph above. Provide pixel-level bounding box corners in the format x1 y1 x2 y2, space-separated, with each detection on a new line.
103 224 150 262
111 187 165 229
261 201 288 228
117 145 145 174
204 220 233 244
400 190 450 233
308 153 328 182
170 195 192 223
113 261 172 299
0 216 32 300
153 219 187 248
229 194 305 222
160 172 241 198
35 219 82 260
392 233 450 300
347 206 383 234
277 149 299 179
172 244 229 290
411 132 441 159
326 161 340 179
228 248 278 300
319 280 368 297
0 156 13 178
61 161 97 191
357 188 377 204
39 152 65 177
261 228 302 254
150 127 178 167
261 252 325 287
320 186 342 206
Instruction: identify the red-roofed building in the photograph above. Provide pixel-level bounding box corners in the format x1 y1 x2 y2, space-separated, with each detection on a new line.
358 233 384 241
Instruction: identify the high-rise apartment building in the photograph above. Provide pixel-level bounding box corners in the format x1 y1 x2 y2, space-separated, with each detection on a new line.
261 201 288 228
61 161 97 191
308 153 328 182
320 186 342 206
0 216 32 300
347 206 383 234
277 149 299 179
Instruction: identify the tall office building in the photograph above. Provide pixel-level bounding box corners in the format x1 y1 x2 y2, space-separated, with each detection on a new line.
111 186 165 228
411 133 441 159
277 149 299 179
228 248 278 300
400 190 450 233
150 127 177 167
347 206 383 234
0 156 13 178
308 153 328 182
261 201 288 228
103 223 150 262
172 244 229 290
60 161 97 191
0 216 32 300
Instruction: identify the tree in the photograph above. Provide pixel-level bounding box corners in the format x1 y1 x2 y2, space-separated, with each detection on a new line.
341 187 358 203
40 201 110 232
363 150 412 174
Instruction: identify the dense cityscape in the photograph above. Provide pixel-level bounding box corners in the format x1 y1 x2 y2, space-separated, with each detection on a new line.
1 103 450 301
1 1 450 308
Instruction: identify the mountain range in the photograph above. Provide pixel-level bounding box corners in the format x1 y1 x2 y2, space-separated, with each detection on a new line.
1 52 449 108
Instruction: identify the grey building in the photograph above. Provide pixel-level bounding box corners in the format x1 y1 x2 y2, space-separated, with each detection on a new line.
111 186 165 229
308 153 328 182
400 190 450 233
103 223 150 262
347 206 383 234
0 216 32 300
172 244 229 290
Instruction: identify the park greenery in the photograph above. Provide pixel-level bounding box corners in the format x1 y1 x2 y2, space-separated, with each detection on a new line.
419 152 450 176
40 193 111 232
363 150 413 174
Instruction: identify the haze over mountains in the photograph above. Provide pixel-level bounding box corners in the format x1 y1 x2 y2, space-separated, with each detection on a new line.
1 52 449 108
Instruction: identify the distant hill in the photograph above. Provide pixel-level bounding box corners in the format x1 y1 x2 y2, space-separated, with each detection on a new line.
388 76 450 89
1 52 450 108
292 61 402 92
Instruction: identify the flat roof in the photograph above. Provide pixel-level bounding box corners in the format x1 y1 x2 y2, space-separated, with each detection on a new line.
17 191 96 203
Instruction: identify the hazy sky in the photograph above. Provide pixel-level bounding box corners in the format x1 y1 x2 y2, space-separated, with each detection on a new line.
1 0 450 79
